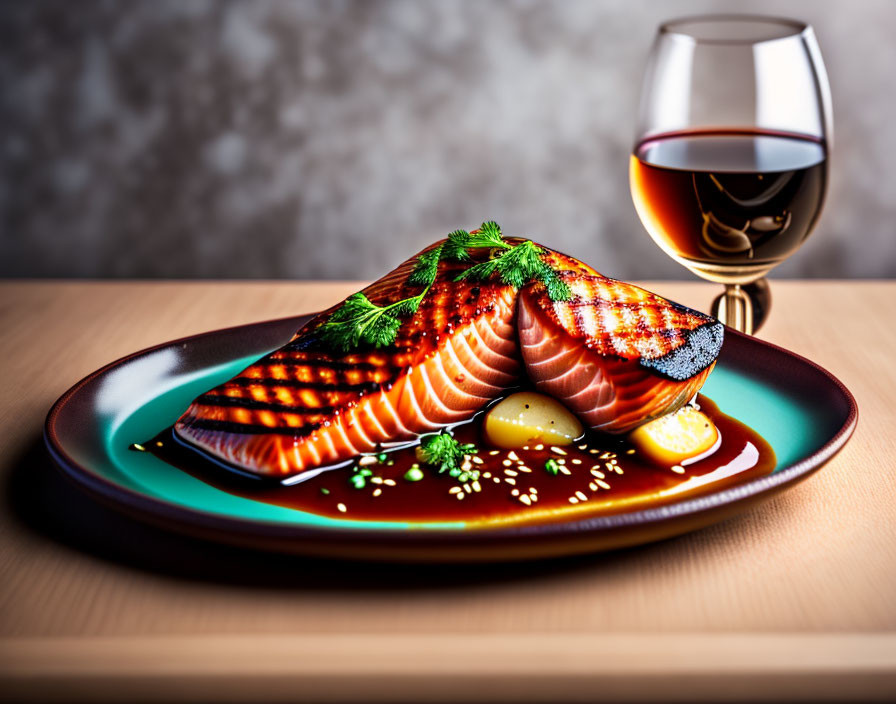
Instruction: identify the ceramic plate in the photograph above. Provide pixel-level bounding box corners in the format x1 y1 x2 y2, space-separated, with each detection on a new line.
45 314 857 562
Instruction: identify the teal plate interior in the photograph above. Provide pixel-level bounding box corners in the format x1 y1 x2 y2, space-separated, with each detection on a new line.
45 315 857 562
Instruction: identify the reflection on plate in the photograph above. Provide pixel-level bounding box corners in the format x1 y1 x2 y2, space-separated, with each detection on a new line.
45 315 856 562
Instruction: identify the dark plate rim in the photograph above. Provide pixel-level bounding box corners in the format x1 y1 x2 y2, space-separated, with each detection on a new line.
44 315 858 550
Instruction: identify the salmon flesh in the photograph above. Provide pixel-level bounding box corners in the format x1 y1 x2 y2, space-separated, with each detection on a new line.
175 240 722 478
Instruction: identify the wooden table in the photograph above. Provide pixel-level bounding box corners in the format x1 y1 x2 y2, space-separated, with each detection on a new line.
1 280 894 702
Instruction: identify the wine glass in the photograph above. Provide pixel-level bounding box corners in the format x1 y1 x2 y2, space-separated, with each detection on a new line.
630 15 832 333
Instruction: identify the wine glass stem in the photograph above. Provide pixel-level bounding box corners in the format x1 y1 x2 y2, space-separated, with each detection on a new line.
718 284 753 334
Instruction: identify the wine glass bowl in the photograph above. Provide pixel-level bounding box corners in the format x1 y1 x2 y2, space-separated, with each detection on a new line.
630 15 832 333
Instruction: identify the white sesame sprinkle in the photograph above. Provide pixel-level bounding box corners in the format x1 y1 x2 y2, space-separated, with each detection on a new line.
449 486 462 494
578 444 588 451
337 503 347 513
502 459 513 467
518 465 532 473
560 466 572 476
575 491 588 501
370 476 383 484
511 488 520 496
569 497 579 504
493 477 501 484
589 482 598 491
482 471 491 478
472 481 481 493
373 488 382 497
504 469 518 477
359 456 378 466
571 458 582 465
383 479 396 486
507 451 520 461
529 487 538 494
488 450 500 456
671 465 685 474
522 445 530 451
519 495 532 506
596 479 611 490
590 467 605 478
456 492 465 500
472 456 484 465
556 458 567 465
626 449 636 455
505 477 516 486
550 446 568 456
534 444 544 451
463 483 472 493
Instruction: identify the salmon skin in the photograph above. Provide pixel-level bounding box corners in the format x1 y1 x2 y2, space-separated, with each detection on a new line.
175 239 722 478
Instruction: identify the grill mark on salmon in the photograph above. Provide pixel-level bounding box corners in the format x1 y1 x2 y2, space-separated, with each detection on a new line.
175 239 723 478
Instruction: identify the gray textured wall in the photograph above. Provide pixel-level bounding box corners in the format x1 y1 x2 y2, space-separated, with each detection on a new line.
2 0 895 280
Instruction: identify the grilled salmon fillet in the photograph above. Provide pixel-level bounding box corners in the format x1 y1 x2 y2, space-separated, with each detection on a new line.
175 243 596 477
518 273 723 433
175 238 722 478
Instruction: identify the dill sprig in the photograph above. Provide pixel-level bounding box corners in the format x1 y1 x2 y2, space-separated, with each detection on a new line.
417 431 478 482
317 222 570 351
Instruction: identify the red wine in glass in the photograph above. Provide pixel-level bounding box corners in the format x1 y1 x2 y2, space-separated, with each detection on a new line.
630 129 828 285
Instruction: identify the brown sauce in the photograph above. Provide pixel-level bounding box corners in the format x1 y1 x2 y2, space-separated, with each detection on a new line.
140 395 774 528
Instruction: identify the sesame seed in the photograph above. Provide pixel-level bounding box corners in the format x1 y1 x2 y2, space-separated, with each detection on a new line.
461 461 472 471
383 479 396 486
472 481 481 493
529 487 538 494
507 451 520 461
502 459 513 467
511 488 520 496
456 492 465 500
463 483 472 493
556 458 567 465
596 479 611 490
590 467 605 478
578 444 588 450
550 446 568 456
489 450 500 456
626 449 636 455
493 477 501 484
534 444 544 451
519 495 532 506
569 497 579 504
449 486 462 494
504 469 518 477
589 482 597 491
571 458 582 465
359 456 378 466
482 471 492 478
671 465 685 474
600 452 612 459
530 494 538 503
472 456 484 465
560 466 572 476
522 445 530 451
505 477 516 486
605 463 615 472
373 488 382 497
370 476 383 484
575 491 588 501
337 503 347 513
518 465 532 473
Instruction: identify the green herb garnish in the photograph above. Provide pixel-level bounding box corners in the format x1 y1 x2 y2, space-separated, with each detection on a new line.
545 458 561 476
416 431 478 481
317 221 570 352
350 466 374 489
